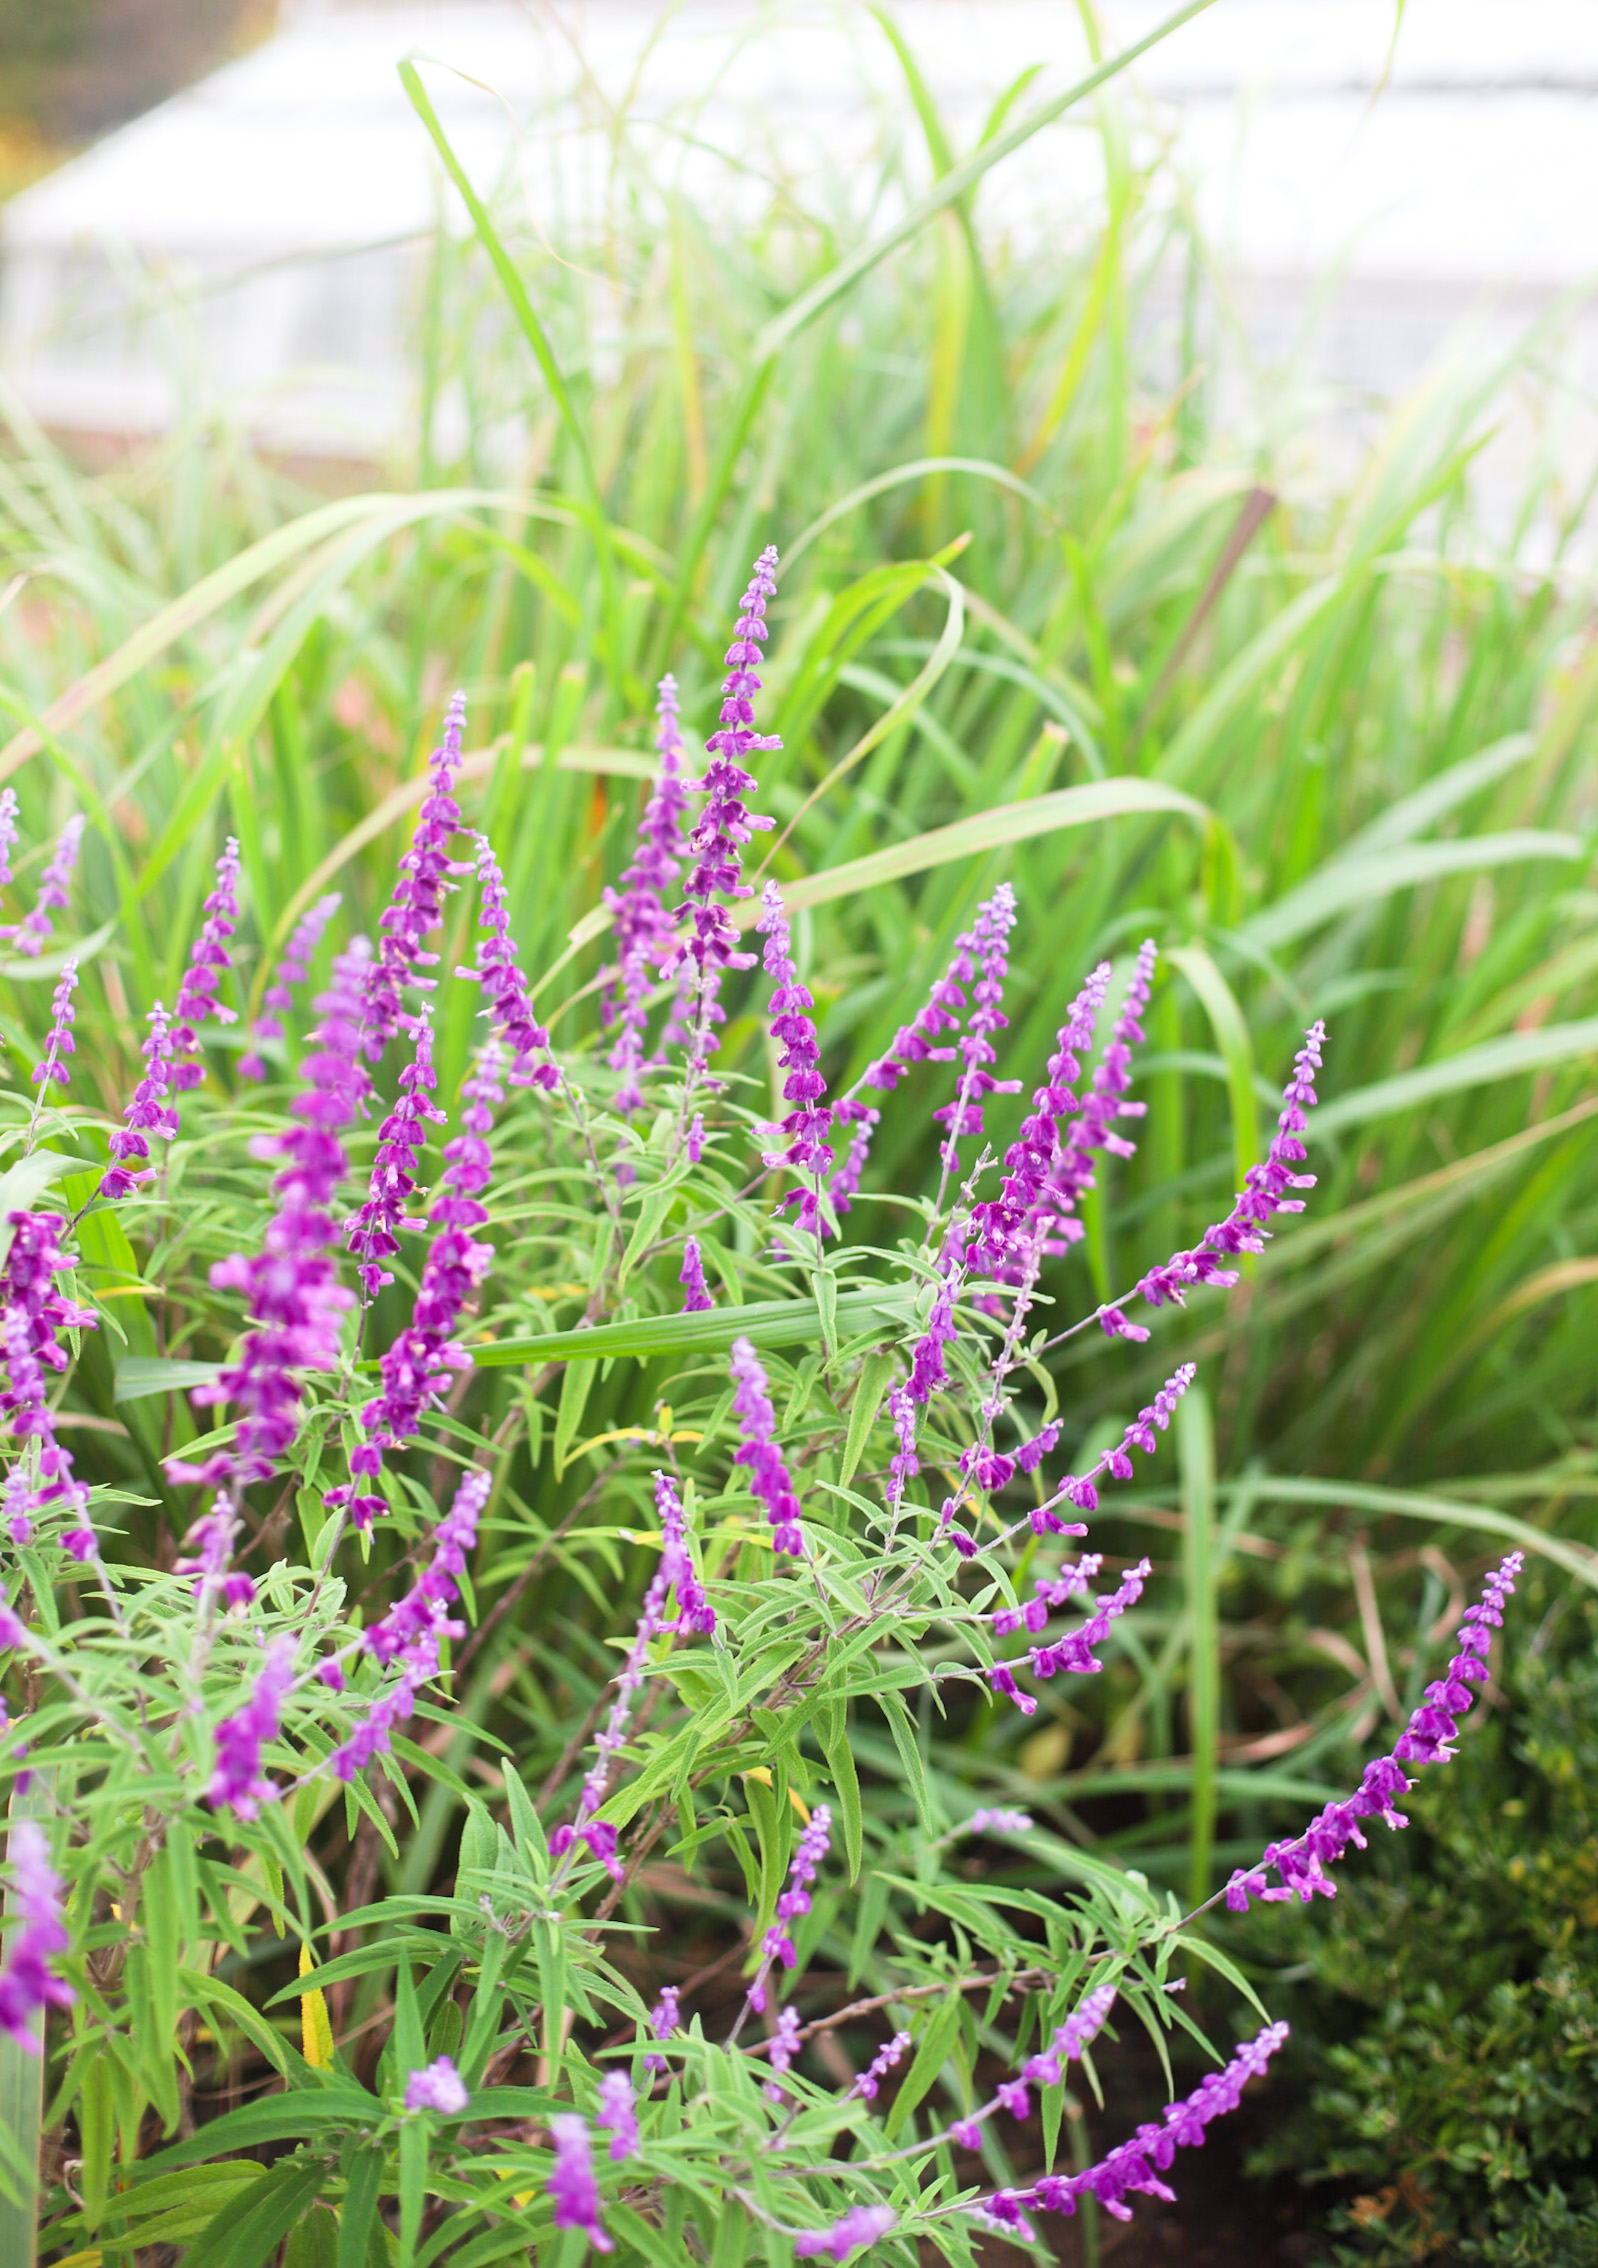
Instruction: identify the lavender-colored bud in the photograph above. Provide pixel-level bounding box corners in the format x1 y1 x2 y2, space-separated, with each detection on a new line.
1035 944 1155 1261
99 1001 180 1200
828 1099 878 1217
169 837 242 1089
656 1469 715 1636
642 1983 681 2077
931 884 1023 1166
686 1112 705 1164
757 1803 832 1971
729 1336 804 1557
0 789 18 896
596 2069 639 2158
966 1808 1034 1837
405 2055 468 2114
346 1006 447 1298
793 2204 897 2259
1134 1021 1325 1312
764 2003 802 2101
239 891 341 1079
886 1382 919 1514
679 1237 713 1313
2 814 84 959
208 1636 295 1819
30 959 79 1093
907 1282 957 1408
548 2114 613 2252
458 834 559 1091
755 882 834 1236
361 694 467 1066
0 1819 74 2049
850 2027 911 2103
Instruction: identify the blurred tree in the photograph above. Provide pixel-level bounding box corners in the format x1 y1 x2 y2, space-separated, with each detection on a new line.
0 0 276 144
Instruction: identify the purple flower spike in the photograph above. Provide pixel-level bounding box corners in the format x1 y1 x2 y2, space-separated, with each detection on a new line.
167 941 369 1496
966 1808 1034 1837
0 789 18 897
794 2205 897 2260
405 2055 468 2114
0 1820 74 2050
2 813 84 959
756 882 834 1237
1135 1021 1326 1313
240 892 341 1080
664 547 780 1076
758 1803 832 1975
606 676 690 1111
907 1282 957 1408
765 2003 803 2101
597 2070 639 2158
642 1983 681 2077
679 1237 713 1313
99 1002 180 1200
886 1383 919 1515
828 1099 878 1217
347 1008 447 1298
548 2114 613 2253
169 837 242 1089
988 1557 1151 1711
729 1336 804 1556
460 834 559 1090
0 1206 98 1550
361 694 467 1065
30 959 79 1094
933 884 1022 1166
972 962 1109 1275
1039 942 1154 1261
362 1464 490 1670
209 1636 295 1819
1224 1550 1523 1914
850 2028 912 2103
1031 1363 1196 1536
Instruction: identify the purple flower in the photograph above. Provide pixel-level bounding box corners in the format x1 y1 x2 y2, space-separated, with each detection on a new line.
1131 1021 1325 1319
932 884 1022 1167
886 1383 919 1515
755 1803 832 1979
793 2204 897 2259
2 814 84 959
30 959 79 1094
850 2028 911 2103
606 676 690 1111
459 834 559 1091
548 2114 613 2253
0 1820 74 2050
906 1282 957 1409
597 2069 639 2158
405 2055 468 2114
686 1113 705 1165
965 1808 1034 1838
1029 1363 1195 1536
1021 1982 1118 2087
859 915 980 1094
679 1237 713 1313
755 883 834 1238
0 1593 29 1651
361 694 467 1065
656 1468 715 1637
642 1983 681 2078
168 942 369 1496
0 788 18 897
970 962 1109 1275
764 2003 803 2101
1038 942 1154 1267
239 890 341 1080
988 1558 1152 1712
169 837 241 1089
209 1636 295 1819
1024 2022 1288 2224
828 1100 878 1217
663 547 779 1077
729 1336 804 1557
1223 1551 1524 1913
0 1206 99 1549
362 1465 490 1668
346 1007 446 1299
98 1002 179 1200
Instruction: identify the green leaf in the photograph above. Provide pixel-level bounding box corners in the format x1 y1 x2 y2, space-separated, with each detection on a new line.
180 2157 330 2268
1178 1386 1219 1911
285 2206 341 2268
552 1357 597 1477
1167 945 1257 1196
337 2145 385 2268
1314 1019 1598 1137
1243 830 1584 953
114 1355 225 1404
839 1349 897 1489
884 1995 962 2140
471 1287 912 1370
820 1706 864 1885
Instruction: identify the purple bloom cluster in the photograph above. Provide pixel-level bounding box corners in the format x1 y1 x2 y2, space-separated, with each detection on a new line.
460 835 559 1090
405 2055 468 2114
932 883 1022 1166
2 813 84 959
346 1009 445 1298
642 1983 681 2078
849 2027 911 2103
1225 1551 1523 1913
170 942 369 1494
597 2070 639 2158
176 1498 255 1614
964 1808 1035 1838
361 693 466 1064
666 548 779 1074
987 1557 1151 1715
754 1802 832 1988
30 959 79 1095
970 962 1108 1275
793 2205 897 2260
1032 1363 1196 1536
765 2003 803 2100
827 1101 878 1217
549 2113 613 2253
950 1981 1117 2148
209 1636 295 1819
679 1236 713 1312
0 1820 74 2050
170 837 241 1088
0 1210 99 1554
329 1044 502 1531
0 788 18 896
1013 2021 1289 2224
1038 941 1154 1268
729 1336 804 1556
1117 1020 1326 1333
363 1465 490 1669
906 1282 957 1408
99 1002 179 1200
756 883 834 1238
605 676 689 1112
886 1383 919 1515
240 891 340 1080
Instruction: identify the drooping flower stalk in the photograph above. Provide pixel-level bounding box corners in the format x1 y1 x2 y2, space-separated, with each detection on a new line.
1223 1550 1523 1914
1 813 84 959
765 2004 803 2101
963 1808 1035 1838
729 1336 804 1557
170 836 242 1089
1031 1363 1197 1534
827 1100 878 1219
848 2028 911 2103
98 1003 179 1201
946 1982 1117 2150
346 1006 446 1300
548 2114 613 2252
986 1558 1152 1715
606 676 690 1113
1036 941 1154 1270
361 693 467 1066
755 882 834 1242
208 1635 295 1819
0 1819 74 2050
664 547 779 1117
239 891 341 1080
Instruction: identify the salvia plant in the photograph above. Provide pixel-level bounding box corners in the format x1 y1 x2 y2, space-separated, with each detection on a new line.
0 545 1534 2265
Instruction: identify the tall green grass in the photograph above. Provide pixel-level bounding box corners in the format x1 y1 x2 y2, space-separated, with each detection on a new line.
1 0 1594 1900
